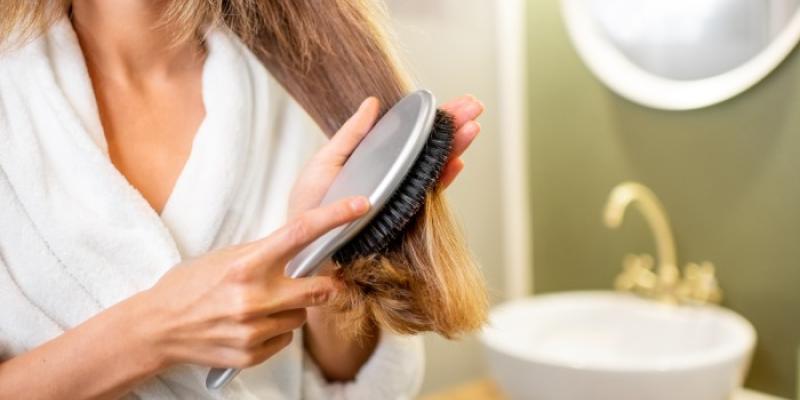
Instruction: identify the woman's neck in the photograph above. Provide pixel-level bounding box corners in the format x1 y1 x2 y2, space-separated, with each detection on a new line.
70 0 204 85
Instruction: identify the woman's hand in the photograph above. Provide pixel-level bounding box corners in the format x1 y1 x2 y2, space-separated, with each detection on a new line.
437 94 485 187
136 195 370 369
294 94 484 382
288 94 484 220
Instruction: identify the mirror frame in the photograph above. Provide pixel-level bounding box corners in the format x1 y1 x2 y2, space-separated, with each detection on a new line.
561 0 800 110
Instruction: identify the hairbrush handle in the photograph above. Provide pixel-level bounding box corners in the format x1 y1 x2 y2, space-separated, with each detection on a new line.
205 232 325 390
205 257 316 390
206 367 239 390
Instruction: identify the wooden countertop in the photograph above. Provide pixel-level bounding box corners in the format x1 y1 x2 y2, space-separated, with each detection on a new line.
419 378 786 400
420 379 506 400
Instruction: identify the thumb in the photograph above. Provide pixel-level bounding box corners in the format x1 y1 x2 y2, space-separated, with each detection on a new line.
319 97 381 165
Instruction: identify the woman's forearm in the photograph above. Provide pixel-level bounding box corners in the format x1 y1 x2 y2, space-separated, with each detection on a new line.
303 307 379 382
0 293 166 400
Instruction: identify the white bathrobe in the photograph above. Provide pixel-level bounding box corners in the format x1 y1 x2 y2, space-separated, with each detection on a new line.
0 18 423 399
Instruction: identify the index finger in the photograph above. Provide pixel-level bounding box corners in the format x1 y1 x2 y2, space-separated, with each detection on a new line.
319 97 381 164
255 196 370 271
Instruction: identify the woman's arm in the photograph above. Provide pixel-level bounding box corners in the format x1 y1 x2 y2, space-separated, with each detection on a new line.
303 307 379 381
0 293 165 400
0 196 368 400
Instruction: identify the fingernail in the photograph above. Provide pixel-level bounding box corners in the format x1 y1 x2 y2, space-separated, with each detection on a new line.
464 121 480 136
349 197 369 213
314 290 330 305
465 102 483 116
359 97 375 111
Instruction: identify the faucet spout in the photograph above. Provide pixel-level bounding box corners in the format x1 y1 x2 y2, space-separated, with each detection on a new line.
603 182 679 289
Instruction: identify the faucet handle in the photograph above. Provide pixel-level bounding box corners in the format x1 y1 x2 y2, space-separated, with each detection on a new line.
676 262 723 304
615 254 657 296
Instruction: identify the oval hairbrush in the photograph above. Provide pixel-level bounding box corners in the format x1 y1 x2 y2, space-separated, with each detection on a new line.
206 89 454 390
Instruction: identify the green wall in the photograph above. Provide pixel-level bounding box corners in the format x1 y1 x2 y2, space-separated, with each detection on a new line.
527 1 800 397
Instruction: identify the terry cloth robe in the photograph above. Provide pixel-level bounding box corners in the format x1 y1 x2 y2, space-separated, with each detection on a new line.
0 17 423 400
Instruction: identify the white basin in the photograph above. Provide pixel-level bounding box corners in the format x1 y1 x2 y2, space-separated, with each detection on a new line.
480 291 756 400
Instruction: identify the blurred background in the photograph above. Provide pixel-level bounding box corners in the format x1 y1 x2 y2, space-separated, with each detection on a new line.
386 0 517 394
385 1 800 399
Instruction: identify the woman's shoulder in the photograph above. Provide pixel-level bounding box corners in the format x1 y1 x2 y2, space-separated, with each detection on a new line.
0 51 20 111
0 39 36 88
0 48 18 80
0 34 48 106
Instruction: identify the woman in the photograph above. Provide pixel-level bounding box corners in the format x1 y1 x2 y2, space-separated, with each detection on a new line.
0 0 483 399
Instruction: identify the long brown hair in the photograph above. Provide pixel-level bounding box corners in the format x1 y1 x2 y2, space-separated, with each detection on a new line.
162 0 412 135
0 0 488 339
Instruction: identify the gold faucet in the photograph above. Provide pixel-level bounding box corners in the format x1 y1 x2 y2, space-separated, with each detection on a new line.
603 182 722 304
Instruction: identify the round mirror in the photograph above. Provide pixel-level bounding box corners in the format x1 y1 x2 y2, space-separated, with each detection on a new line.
562 0 800 109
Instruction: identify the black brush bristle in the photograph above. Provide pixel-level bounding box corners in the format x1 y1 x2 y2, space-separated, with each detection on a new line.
332 109 455 265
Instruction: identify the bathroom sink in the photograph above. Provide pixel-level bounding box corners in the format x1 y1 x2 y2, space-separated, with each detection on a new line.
480 291 756 400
